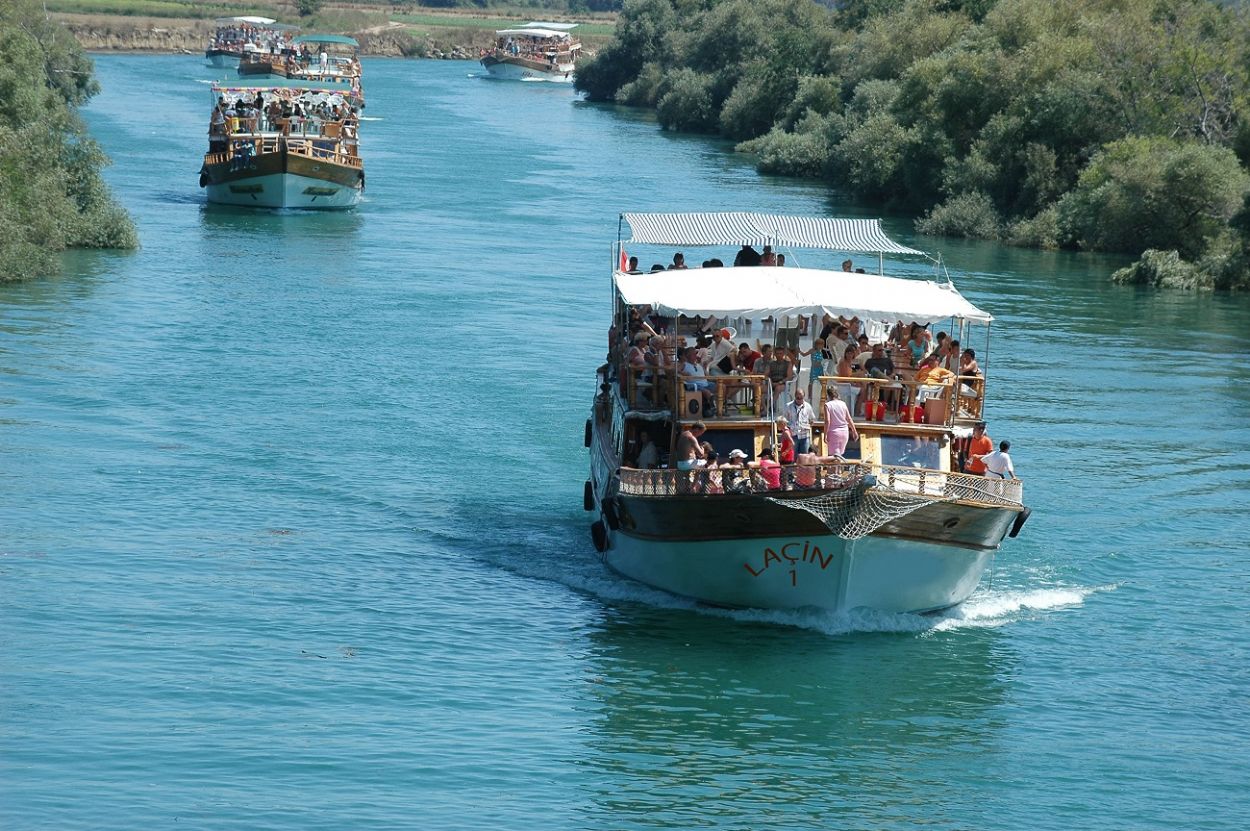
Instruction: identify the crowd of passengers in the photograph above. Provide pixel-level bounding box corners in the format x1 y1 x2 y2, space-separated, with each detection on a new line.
209 93 359 153
621 303 982 419
210 25 293 55
491 35 575 62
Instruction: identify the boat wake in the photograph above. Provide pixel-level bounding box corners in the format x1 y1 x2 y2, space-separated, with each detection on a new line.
358 116 384 121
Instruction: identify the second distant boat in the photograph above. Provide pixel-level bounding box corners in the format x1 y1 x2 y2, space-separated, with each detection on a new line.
480 22 581 83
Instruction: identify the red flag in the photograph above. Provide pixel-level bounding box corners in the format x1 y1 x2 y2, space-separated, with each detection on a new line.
619 248 628 272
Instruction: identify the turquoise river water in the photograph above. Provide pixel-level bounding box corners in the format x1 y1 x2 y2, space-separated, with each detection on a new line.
2 55 1249 830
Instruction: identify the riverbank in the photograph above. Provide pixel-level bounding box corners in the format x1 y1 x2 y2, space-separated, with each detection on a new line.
54 8 613 58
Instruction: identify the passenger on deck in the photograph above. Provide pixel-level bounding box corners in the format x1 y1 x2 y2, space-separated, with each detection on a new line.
627 256 640 274
706 258 724 267
841 259 853 272
722 449 750 492
675 421 707 471
750 447 782 490
733 245 761 267
669 253 688 270
915 354 955 388
864 343 894 377
906 325 930 366
801 338 830 395
760 245 777 266
822 387 858 457
960 348 980 378
964 422 992 475
784 389 815 455
706 328 736 375
776 418 796 463
636 430 659 469
700 444 723 492
976 440 1016 480
680 347 716 415
777 253 786 267
737 342 761 372
650 263 665 272
835 344 863 415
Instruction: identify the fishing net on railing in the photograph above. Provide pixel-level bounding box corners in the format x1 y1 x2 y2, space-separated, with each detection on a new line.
766 480 945 539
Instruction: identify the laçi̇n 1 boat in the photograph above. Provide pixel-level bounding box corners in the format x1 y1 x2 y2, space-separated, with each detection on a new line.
199 81 364 210
480 22 581 83
586 212 1030 614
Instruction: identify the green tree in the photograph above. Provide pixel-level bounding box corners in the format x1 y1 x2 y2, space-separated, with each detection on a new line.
1058 137 1249 257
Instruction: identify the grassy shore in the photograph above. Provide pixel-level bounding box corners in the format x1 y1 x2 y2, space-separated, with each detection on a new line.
48 0 616 54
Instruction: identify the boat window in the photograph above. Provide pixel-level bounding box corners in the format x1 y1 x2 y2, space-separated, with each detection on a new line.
880 435 940 469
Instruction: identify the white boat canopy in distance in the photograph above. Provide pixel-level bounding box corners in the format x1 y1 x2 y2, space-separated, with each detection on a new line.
214 16 277 25
623 212 925 255
496 28 573 38
614 266 992 324
523 21 579 30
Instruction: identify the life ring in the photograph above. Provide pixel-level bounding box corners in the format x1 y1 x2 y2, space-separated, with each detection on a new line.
602 499 620 531
583 418 592 448
1008 506 1031 538
590 519 608 552
583 480 594 512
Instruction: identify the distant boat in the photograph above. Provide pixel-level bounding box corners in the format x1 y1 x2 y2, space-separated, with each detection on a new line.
479 22 580 83
205 16 297 68
586 212 1030 613
238 34 365 108
199 80 364 210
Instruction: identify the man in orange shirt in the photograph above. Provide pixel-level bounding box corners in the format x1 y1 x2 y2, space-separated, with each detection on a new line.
965 422 993 474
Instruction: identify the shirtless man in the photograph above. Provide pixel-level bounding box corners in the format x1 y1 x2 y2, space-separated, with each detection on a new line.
675 421 707 471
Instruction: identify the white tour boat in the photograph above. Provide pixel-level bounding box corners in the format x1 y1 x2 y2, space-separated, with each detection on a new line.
480 22 581 83
205 16 297 68
585 212 1030 614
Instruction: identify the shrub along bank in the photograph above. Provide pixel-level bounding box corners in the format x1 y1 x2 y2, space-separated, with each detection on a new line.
576 0 1250 291
0 2 137 282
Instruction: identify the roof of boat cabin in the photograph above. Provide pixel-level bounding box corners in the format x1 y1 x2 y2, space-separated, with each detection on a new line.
623 212 924 255
292 34 359 47
613 266 992 323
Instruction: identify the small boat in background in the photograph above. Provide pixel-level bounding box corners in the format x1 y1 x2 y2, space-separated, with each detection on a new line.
199 82 364 210
480 22 581 83
238 34 364 106
205 16 297 68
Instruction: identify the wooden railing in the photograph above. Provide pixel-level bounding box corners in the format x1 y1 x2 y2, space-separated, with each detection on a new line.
815 375 956 427
204 136 362 170
617 461 1023 507
620 364 769 419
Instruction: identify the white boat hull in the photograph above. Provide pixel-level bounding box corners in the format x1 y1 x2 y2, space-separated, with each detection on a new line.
480 59 574 83
205 172 361 209
603 529 993 613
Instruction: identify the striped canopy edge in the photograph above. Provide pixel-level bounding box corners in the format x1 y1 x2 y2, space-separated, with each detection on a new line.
622 212 926 256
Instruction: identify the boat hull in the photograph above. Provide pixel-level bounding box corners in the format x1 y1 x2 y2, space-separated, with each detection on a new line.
205 49 240 68
603 529 994 613
201 150 362 209
480 55 574 83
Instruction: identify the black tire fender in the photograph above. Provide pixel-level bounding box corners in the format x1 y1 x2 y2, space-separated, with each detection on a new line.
1008 506 1031 539
590 519 608 552
602 499 620 531
584 418 593 448
583 480 594 512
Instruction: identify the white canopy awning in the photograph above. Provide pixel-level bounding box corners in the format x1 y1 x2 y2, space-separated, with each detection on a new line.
614 266 992 323
623 212 925 255
496 28 571 39
215 16 276 25
524 21 579 30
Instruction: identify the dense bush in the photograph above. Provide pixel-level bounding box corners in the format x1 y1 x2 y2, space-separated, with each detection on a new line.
0 2 137 283
577 0 1250 291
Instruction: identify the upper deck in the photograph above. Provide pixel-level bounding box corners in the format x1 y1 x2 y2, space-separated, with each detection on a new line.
603 213 1002 486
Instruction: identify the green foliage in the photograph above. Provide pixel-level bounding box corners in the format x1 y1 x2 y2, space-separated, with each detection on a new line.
296 0 324 16
585 0 1250 289
0 1 136 282
1110 249 1208 290
656 67 716 132
916 191 1002 239
1058 137 1249 258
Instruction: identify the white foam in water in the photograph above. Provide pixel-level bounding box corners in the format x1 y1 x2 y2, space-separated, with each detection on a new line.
359 116 384 121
